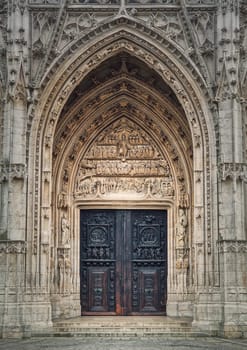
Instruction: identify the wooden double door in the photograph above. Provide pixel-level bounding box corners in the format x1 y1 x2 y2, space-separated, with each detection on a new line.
80 209 167 315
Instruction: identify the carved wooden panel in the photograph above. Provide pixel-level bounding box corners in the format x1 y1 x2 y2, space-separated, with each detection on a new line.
80 210 116 314
131 210 167 314
139 269 159 312
80 209 167 315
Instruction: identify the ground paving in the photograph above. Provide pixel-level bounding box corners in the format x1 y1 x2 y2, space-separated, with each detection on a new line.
0 337 247 350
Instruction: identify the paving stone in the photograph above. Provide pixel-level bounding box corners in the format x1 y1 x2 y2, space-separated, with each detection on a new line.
1 337 247 350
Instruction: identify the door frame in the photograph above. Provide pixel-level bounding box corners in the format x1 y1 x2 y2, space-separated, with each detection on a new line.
77 201 174 316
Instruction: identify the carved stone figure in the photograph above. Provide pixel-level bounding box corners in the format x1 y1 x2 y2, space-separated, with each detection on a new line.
57 191 68 209
176 209 188 248
73 116 177 200
61 215 70 246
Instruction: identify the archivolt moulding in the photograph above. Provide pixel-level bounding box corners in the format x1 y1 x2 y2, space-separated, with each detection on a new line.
27 24 216 265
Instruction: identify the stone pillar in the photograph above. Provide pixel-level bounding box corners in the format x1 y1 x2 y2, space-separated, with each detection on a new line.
215 1 247 338
0 241 28 338
0 2 53 337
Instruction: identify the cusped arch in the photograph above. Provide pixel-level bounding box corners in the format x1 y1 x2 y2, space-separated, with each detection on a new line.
54 104 192 207
50 57 193 215
41 16 209 94
30 20 215 153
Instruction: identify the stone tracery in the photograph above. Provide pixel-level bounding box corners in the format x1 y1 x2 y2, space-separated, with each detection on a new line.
48 51 196 313
0 0 246 339
26 25 213 324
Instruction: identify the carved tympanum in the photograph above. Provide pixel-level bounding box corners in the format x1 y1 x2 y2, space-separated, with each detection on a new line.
74 117 175 200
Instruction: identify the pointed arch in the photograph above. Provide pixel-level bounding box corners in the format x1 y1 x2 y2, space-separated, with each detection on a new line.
26 19 218 321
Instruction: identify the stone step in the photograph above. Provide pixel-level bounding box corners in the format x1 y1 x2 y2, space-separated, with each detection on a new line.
47 316 213 338
54 323 192 328
54 327 192 333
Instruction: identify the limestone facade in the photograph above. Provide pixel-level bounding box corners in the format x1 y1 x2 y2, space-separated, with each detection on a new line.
0 0 246 338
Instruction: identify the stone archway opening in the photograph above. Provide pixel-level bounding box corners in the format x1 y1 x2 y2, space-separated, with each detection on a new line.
50 52 194 319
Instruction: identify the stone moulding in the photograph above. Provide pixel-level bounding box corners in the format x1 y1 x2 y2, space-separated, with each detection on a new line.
0 163 27 183
218 163 247 182
217 240 247 254
0 241 27 254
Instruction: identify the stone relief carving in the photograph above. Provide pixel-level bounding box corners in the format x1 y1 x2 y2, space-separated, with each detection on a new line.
0 241 27 254
61 215 70 246
74 117 175 200
29 0 61 4
218 240 247 254
191 11 214 56
215 65 233 101
34 33 206 264
0 163 26 183
175 248 189 289
176 208 188 249
71 0 119 4
59 13 100 50
54 75 191 152
57 191 68 209
186 0 216 4
142 12 188 51
57 249 72 294
127 0 179 4
32 12 57 58
219 163 247 182
175 207 189 285
176 249 189 270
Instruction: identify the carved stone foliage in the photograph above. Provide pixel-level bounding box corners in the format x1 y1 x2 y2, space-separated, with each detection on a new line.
0 163 26 183
0 241 27 254
74 117 175 200
218 163 247 182
218 240 247 254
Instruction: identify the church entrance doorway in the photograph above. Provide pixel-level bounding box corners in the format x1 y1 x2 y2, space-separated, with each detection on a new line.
80 209 167 316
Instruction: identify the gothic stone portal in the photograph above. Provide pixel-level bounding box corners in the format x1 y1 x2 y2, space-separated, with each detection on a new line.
54 54 191 322
80 209 167 315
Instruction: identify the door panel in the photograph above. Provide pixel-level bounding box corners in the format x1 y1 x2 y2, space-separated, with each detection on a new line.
80 210 116 314
88 267 109 312
131 210 167 314
139 269 159 312
80 209 167 315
